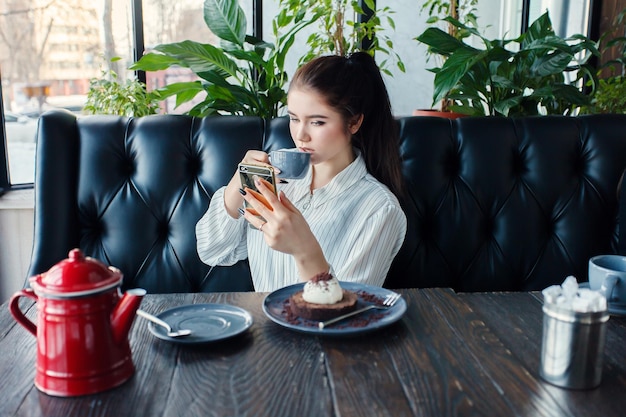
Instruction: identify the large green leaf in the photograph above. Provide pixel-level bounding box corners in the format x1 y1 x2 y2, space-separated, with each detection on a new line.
523 36 572 54
485 45 514 63
442 16 484 40
204 84 237 102
522 12 554 47
175 89 206 109
494 96 524 116
490 74 516 89
203 0 246 46
530 51 573 76
533 84 590 104
154 41 239 77
245 35 274 51
154 81 205 100
227 48 267 67
197 69 235 87
416 27 468 56
568 34 600 58
129 54 180 71
433 48 486 104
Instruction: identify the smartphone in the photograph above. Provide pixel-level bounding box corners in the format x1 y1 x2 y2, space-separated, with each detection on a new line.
238 163 277 219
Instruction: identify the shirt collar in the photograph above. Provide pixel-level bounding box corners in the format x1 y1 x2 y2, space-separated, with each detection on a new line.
283 149 368 208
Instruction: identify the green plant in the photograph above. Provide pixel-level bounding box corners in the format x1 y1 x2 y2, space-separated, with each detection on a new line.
419 0 478 112
580 76 626 114
84 58 161 117
130 0 316 118
279 0 405 76
420 0 478 42
580 8 626 114
416 11 600 117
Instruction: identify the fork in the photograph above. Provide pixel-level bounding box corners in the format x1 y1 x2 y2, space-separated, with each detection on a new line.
318 292 401 329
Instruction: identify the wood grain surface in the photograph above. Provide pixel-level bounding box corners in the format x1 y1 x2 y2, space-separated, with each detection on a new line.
1 288 626 416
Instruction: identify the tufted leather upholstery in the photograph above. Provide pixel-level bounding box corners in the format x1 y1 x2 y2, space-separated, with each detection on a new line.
387 114 626 291
28 110 626 293
28 111 292 293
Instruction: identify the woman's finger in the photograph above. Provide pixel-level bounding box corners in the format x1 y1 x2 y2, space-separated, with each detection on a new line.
244 188 272 211
254 177 279 205
238 206 267 230
242 186 274 220
278 191 300 214
241 150 270 166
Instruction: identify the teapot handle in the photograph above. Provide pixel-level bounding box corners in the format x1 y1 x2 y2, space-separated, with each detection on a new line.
9 288 38 336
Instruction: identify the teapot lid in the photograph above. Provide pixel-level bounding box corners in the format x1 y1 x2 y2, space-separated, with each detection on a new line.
30 249 123 297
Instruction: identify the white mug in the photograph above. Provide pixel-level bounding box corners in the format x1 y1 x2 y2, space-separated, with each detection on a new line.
269 148 310 179
588 255 626 304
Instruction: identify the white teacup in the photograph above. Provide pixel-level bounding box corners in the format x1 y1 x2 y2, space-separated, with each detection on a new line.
588 255 626 304
269 148 310 179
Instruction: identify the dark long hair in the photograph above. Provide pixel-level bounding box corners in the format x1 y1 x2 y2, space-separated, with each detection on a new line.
288 52 404 197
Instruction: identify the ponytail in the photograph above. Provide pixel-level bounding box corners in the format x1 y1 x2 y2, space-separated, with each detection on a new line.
289 52 404 197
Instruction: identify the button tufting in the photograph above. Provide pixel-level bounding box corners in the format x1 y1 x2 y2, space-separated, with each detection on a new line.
124 159 135 177
188 155 201 177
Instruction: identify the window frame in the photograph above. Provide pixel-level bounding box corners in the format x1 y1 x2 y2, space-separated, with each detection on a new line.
1 84 10 195
0 0 605 192
0 0 265 192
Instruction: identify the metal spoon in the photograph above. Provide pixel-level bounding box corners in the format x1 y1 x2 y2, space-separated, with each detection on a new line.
136 309 192 337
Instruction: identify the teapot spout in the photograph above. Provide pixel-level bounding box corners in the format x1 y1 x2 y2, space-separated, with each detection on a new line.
111 288 146 345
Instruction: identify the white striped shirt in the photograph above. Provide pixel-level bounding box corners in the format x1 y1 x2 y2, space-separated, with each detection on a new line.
195 152 407 292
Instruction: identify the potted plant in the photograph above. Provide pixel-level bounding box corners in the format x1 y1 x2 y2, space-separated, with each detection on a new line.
416 11 600 117
84 57 161 117
130 0 317 118
413 0 478 117
278 0 405 77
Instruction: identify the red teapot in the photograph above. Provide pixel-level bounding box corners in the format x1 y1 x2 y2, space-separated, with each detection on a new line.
9 249 145 397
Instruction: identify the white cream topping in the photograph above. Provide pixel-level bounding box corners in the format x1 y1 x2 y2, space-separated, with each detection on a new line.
302 275 343 304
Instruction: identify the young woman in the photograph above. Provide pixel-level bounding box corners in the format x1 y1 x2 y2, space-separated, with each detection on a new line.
196 52 407 292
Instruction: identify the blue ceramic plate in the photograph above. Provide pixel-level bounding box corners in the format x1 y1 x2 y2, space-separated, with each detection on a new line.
577 282 626 316
147 304 253 344
262 282 406 336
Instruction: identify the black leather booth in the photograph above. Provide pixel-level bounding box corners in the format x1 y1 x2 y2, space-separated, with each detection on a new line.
27 110 626 293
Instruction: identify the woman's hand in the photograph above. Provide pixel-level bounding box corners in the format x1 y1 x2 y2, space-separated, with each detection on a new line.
240 177 328 280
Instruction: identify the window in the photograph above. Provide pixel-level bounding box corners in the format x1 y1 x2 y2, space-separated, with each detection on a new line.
0 0 605 192
0 0 134 187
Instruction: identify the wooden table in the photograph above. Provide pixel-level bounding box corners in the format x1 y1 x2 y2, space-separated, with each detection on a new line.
1 288 626 417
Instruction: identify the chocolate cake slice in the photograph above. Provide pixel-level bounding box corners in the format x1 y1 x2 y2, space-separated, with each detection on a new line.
289 290 358 321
